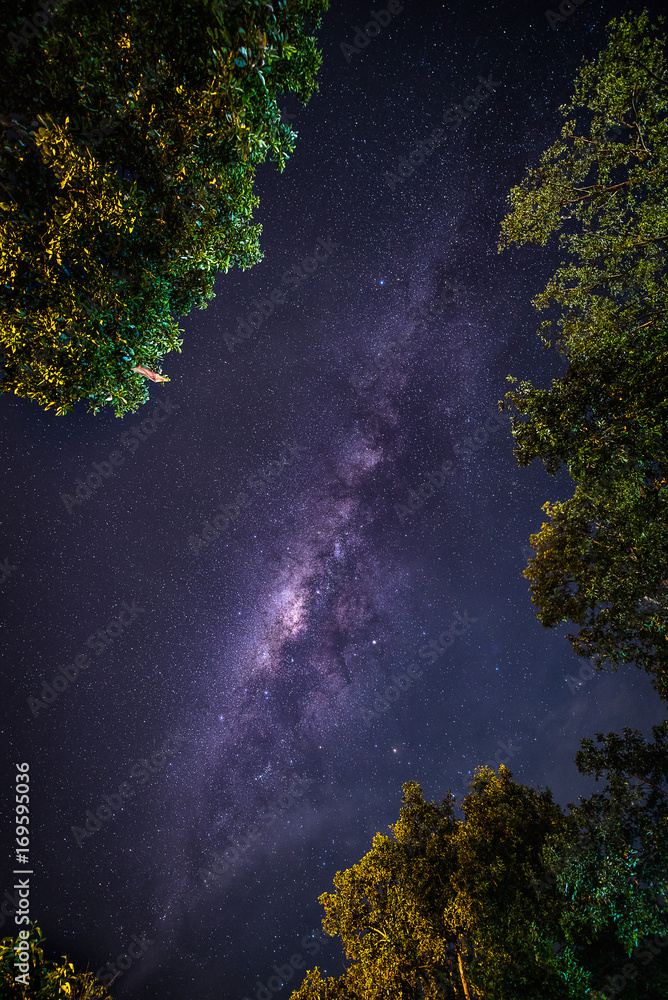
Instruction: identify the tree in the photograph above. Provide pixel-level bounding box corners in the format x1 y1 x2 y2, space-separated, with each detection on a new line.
0 923 113 998
0 0 328 415
498 11 668 359
542 723 668 998
497 9 668 697
500 332 668 487
290 760 668 1000
290 767 581 1000
523 473 668 701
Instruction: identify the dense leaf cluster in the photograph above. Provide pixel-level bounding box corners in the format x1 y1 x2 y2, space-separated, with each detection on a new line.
0 0 327 414
0 923 114 998
498 10 668 699
291 730 668 1000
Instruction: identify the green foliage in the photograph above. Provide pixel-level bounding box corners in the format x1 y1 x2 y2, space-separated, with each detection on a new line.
0 923 113 999
498 10 668 699
543 723 668 998
523 474 668 700
0 0 328 415
291 768 576 1000
291 759 668 1000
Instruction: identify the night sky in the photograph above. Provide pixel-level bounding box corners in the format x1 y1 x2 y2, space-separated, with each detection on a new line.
1 1 667 998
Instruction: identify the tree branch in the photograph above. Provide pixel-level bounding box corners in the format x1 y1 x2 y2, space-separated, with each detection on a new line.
458 951 472 1000
627 773 668 799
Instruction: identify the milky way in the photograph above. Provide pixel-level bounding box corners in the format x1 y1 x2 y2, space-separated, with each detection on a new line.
4 3 667 1000
131 173 531 990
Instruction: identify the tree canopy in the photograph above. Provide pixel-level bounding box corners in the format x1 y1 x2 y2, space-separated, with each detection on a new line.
497 9 668 699
290 744 668 1000
0 923 114 998
292 768 566 999
0 0 327 415
542 722 668 997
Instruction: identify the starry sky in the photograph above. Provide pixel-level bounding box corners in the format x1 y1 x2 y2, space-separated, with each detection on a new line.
1 1 667 998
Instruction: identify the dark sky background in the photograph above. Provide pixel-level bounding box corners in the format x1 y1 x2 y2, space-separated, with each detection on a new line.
1 1 667 998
